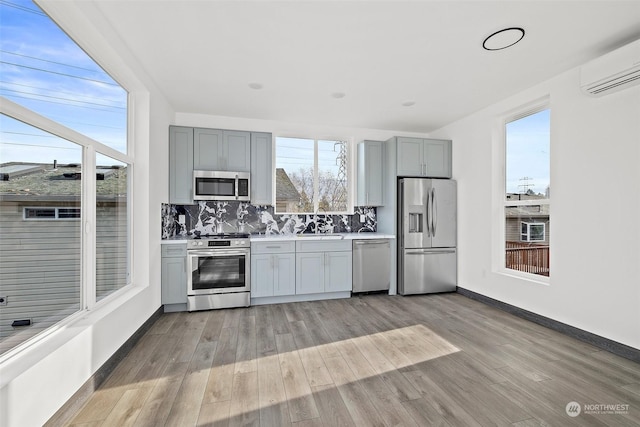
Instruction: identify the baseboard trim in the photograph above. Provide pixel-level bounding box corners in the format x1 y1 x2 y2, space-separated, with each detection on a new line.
457 287 640 364
44 306 163 426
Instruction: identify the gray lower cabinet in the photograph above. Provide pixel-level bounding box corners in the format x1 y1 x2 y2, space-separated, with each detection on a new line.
357 140 384 206
295 240 352 294
161 244 187 311
169 126 194 204
251 241 295 297
395 136 452 178
250 132 273 205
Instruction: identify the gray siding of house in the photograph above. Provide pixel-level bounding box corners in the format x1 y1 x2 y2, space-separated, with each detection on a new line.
0 200 126 354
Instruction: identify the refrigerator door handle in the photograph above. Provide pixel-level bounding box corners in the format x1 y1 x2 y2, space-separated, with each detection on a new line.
406 249 456 255
425 190 431 237
431 187 437 237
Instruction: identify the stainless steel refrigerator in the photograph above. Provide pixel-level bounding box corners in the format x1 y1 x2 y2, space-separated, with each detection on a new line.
398 178 457 295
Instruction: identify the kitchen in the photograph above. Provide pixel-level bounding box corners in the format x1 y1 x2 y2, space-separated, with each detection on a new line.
1 1 639 426
159 130 455 312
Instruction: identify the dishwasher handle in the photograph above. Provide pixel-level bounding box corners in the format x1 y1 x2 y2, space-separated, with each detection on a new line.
354 240 390 246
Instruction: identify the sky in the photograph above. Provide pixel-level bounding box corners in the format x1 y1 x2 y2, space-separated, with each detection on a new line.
505 109 550 196
275 137 345 177
0 0 127 165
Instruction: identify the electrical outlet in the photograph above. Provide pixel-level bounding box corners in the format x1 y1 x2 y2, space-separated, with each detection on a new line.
178 214 186 224
0 296 7 306
359 214 366 223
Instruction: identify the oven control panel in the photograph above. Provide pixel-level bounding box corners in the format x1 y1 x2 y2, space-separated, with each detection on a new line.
189 239 249 248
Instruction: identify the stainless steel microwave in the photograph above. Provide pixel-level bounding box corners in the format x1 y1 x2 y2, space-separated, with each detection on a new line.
193 170 250 201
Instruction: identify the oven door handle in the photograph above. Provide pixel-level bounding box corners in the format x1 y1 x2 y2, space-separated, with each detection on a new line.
188 250 249 257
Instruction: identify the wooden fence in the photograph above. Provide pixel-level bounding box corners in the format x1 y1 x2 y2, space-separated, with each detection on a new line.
506 241 549 276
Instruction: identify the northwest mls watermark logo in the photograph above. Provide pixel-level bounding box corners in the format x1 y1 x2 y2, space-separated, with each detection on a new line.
566 401 630 417
566 402 581 417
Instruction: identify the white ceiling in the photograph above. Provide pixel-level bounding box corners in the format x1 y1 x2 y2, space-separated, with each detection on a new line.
88 1 640 134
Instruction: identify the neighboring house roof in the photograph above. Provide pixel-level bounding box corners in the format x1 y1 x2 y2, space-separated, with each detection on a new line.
0 162 126 201
505 205 550 218
275 168 300 201
505 193 550 218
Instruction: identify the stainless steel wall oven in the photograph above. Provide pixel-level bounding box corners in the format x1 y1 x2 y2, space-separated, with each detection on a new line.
187 233 250 311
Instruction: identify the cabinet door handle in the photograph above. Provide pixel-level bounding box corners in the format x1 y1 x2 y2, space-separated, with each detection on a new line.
270 255 274 269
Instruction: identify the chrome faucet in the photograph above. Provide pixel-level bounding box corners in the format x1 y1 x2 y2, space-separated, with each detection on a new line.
314 206 327 234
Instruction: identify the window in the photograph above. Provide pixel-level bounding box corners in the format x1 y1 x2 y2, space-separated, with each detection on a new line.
504 107 550 277
95 154 129 301
520 222 545 242
0 0 131 357
0 0 128 153
24 207 81 220
275 136 350 213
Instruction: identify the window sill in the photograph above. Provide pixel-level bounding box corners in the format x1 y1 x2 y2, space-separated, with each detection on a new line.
0 284 146 388
496 268 550 286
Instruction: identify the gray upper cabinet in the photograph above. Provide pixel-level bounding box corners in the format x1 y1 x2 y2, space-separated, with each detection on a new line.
169 126 256 204
193 128 250 172
396 137 452 178
357 140 384 206
169 126 194 204
193 128 223 170
224 130 251 172
250 132 273 205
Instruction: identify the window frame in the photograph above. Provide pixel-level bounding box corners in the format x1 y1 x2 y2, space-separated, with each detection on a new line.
0 95 133 358
520 221 546 242
23 206 81 220
274 135 354 215
495 97 551 283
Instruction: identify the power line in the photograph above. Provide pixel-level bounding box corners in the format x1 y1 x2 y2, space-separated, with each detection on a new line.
0 80 124 104
0 141 79 150
1 131 58 138
1 88 125 109
0 61 120 86
0 0 47 16
0 50 103 74
2 93 125 114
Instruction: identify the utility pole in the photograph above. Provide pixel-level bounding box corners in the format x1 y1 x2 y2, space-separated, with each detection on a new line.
518 176 534 194
335 141 347 209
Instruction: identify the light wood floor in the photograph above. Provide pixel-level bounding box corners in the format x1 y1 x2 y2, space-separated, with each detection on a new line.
57 294 640 426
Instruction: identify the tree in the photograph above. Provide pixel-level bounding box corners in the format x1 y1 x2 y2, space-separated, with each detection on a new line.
288 167 347 212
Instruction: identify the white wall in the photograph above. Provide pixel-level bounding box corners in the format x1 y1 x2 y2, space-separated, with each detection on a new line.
430 67 640 349
174 112 429 146
0 2 174 426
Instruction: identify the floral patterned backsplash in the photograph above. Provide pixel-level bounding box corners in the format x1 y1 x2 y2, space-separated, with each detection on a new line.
162 202 377 239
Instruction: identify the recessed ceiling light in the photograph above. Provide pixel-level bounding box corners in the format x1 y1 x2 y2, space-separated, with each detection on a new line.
248 82 263 90
483 27 525 51
331 92 346 99
402 101 415 107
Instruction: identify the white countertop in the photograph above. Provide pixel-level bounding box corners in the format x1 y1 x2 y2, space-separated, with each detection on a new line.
250 232 394 242
161 232 394 244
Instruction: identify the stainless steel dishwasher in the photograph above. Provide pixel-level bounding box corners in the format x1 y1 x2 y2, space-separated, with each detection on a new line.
352 239 391 293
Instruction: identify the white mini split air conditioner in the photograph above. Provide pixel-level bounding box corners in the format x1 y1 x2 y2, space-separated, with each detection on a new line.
580 38 640 97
